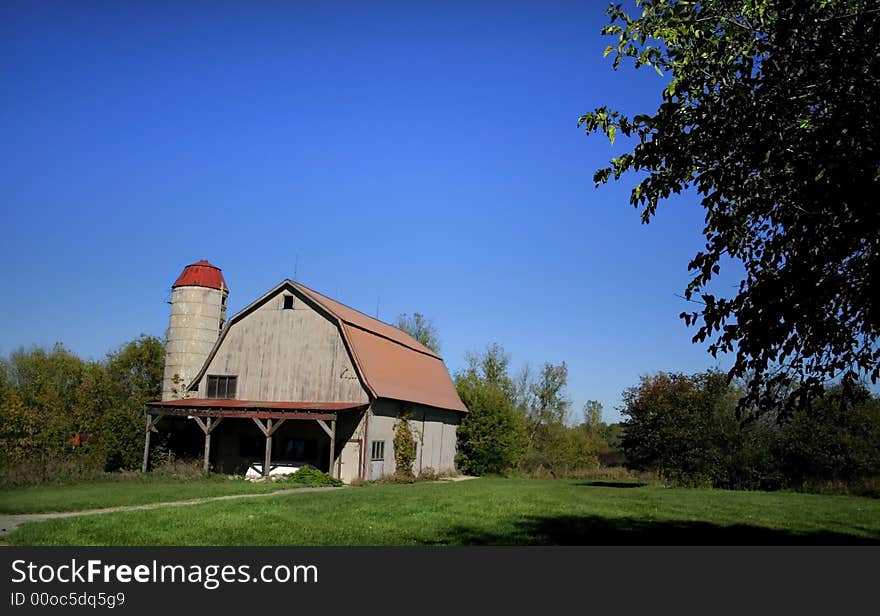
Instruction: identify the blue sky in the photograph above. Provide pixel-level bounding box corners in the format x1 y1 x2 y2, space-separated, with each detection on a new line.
1 1 736 422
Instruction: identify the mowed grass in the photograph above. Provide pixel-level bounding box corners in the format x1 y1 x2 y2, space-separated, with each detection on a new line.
0 476 293 515
7 478 880 545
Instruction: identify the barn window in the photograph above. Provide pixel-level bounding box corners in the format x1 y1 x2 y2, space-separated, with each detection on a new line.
282 295 294 310
206 375 237 399
370 440 385 461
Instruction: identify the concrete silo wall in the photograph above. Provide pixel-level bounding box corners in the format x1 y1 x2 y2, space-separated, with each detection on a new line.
161 285 227 400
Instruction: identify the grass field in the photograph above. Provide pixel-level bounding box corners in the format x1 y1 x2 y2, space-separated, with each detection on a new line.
5 478 879 545
0 475 318 515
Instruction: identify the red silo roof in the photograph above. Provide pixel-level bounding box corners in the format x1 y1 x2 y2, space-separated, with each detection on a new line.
172 260 228 291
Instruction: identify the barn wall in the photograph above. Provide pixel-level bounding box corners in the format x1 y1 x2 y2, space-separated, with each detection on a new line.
195 291 369 403
366 399 460 479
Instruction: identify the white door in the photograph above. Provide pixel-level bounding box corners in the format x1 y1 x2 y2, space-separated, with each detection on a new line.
339 440 361 484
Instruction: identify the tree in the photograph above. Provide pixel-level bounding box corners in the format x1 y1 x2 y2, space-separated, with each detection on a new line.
454 344 527 475
101 336 165 471
0 336 166 482
522 362 571 471
620 370 744 486
580 1 880 413
396 313 441 353
620 369 880 491
777 384 880 488
528 362 571 427
582 400 604 428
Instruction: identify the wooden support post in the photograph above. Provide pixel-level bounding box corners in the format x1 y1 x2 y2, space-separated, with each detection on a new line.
191 416 224 473
203 417 212 473
329 419 336 479
142 413 163 473
142 414 152 473
252 417 286 478
264 418 273 478
316 417 338 478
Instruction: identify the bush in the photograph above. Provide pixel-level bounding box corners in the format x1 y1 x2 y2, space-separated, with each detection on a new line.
274 466 343 487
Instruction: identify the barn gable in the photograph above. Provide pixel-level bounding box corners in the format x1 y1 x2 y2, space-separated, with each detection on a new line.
189 279 468 414
189 282 369 404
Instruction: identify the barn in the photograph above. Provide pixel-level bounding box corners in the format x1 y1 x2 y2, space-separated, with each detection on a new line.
143 260 468 483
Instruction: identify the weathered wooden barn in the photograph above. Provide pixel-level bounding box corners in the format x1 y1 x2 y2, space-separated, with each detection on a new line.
143 260 468 483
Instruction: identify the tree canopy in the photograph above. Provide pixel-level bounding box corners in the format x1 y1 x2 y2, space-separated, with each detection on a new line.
621 369 880 491
396 312 441 353
0 336 166 484
581 0 880 412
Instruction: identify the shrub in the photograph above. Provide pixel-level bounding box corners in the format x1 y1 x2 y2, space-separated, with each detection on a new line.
274 466 343 487
393 412 416 479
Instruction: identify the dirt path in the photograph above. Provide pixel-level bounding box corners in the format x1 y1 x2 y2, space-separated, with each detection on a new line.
0 486 343 537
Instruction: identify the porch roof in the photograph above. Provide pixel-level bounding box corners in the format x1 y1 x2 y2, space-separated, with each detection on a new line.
144 399 367 420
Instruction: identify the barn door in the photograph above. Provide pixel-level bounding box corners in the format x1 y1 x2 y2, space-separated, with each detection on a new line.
369 439 385 480
370 458 384 480
339 440 361 484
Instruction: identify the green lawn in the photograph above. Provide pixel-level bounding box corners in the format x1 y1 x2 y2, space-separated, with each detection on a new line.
0 476 298 514
6 478 880 545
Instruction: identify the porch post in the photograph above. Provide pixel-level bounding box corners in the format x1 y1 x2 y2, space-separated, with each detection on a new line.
203 417 213 473
264 418 273 478
142 413 152 473
328 419 336 479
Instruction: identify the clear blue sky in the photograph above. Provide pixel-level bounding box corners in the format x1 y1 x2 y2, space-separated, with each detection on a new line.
1 1 736 422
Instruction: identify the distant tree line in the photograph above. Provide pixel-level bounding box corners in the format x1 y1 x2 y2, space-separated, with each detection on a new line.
0 337 164 486
453 343 610 477
620 371 880 496
451 343 880 495
6 313 878 496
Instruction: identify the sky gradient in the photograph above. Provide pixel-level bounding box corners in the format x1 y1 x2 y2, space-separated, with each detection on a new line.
1 1 737 421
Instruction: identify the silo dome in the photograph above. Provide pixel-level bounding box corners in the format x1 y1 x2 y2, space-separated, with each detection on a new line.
173 260 228 291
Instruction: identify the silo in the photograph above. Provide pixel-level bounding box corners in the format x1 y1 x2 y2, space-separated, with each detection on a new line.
161 260 229 400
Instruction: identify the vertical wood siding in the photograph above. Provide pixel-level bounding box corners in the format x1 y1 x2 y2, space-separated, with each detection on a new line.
198 291 369 403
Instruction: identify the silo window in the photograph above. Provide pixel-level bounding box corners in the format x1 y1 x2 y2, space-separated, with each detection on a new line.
282 295 294 310
206 375 237 399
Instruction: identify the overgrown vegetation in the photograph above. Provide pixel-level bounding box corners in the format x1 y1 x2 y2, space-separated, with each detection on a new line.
454 344 608 477
392 412 417 479
0 337 165 487
273 466 343 488
452 342 879 496
621 370 880 495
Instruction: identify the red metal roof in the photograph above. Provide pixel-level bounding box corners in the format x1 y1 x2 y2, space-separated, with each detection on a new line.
147 399 364 411
342 324 468 413
185 279 469 414
172 260 228 291
292 282 468 413
294 283 441 359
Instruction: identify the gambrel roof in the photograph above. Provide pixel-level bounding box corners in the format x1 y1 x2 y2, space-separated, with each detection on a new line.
190 280 468 414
